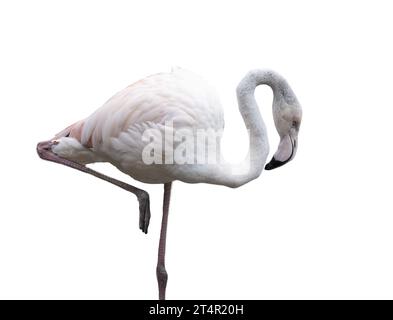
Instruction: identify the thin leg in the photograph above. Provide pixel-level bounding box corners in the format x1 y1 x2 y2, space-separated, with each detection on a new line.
37 141 151 233
156 182 172 300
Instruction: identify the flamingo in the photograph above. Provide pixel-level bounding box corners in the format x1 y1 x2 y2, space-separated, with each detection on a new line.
37 68 302 299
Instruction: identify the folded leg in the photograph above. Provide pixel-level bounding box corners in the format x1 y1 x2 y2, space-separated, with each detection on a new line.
37 140 151 233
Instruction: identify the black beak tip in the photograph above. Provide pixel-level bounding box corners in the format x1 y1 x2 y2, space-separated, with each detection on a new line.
265 157 286 170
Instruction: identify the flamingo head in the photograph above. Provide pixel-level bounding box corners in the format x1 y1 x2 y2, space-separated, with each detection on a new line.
265 98 302 170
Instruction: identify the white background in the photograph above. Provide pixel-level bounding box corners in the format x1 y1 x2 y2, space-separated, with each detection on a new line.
0 0 392 299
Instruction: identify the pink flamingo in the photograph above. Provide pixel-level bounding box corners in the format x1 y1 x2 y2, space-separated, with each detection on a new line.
37 68 302 299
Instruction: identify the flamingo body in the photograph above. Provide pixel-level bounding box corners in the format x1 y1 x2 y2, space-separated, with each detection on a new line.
53 68 224 184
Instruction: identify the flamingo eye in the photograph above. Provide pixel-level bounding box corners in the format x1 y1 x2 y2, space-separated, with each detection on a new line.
292 120 298 128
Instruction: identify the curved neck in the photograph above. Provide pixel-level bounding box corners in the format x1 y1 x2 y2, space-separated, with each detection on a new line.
210 70 291 187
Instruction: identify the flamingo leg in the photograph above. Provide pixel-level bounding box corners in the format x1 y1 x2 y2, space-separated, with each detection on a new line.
37 141 151 233
156 182 172 300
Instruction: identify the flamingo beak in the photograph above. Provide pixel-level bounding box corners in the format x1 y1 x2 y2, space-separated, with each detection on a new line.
265 134 297 170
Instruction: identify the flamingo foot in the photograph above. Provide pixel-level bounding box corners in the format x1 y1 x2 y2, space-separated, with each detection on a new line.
138 192 151 234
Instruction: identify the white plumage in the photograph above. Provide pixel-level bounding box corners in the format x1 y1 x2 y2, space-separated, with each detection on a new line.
53 68 227 184
51 68 302 187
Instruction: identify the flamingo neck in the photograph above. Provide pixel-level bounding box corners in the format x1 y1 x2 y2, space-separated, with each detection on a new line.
208 70 291 187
